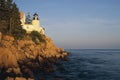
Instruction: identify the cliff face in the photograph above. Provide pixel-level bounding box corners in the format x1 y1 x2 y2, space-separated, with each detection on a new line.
0 32 68 79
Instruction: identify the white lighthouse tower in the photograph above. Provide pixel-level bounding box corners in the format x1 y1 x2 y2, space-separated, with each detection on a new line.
32 13 40 29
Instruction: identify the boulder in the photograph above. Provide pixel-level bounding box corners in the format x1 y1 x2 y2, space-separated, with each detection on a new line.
38 56 43 62
6 77 14 80
15 77 26 80
0 47 18 68
28 78 34 80
2 35 14 41
6 68 21 75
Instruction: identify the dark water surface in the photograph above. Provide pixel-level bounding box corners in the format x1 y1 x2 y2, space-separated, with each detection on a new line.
36 49 120 80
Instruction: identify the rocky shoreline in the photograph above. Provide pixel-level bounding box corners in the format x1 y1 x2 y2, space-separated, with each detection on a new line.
0 32 68 80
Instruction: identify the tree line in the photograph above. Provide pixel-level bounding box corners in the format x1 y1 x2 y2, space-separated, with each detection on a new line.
0 0 26 39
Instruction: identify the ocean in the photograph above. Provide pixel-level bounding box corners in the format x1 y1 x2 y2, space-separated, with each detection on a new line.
35 49 120 80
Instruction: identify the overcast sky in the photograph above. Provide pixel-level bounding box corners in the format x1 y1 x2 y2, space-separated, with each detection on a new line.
14 0 120 49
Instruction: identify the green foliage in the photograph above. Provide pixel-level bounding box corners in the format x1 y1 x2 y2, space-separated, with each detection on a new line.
11 3 21 28
0 0 6 8
30 31 46 44
12 28 26 40
0 20 8 33
25 12 32 24
0 0 26 39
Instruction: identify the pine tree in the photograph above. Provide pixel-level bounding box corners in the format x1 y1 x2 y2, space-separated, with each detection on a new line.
0 0 6 8
6 0 13 34
0 0 8 33
6 0 12 9
11 3 21 29
11 2 26 39
0 0 6 20
25 12 32 24
0 0 26 38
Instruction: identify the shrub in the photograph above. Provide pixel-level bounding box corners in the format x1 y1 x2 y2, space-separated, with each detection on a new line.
12 28 26 40
30 31 46 44
0 20 8 34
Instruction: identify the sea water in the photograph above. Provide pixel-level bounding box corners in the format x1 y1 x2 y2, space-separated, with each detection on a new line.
36 49 120 80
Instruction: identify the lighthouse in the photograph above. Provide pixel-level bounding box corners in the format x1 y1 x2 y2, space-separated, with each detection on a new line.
32 13 40 29
20 12 45 34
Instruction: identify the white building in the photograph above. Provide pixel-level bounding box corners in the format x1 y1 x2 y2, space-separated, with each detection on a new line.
20 12 45 34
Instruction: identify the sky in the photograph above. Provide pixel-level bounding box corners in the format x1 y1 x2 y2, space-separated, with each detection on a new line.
14 0 120 49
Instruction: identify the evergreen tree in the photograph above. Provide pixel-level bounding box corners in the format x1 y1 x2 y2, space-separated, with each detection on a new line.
25 12 32 24
11 3 21 29
6 0 13 34
6 0 12 9
11 2 26 39
0 0 6 8
0 0 7 20
0 0 26 38
0 0 8 33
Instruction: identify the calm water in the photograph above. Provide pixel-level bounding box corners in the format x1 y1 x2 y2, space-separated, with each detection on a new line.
36 49 120 80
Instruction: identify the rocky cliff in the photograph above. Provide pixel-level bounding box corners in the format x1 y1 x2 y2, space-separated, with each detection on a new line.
0 32 68 80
